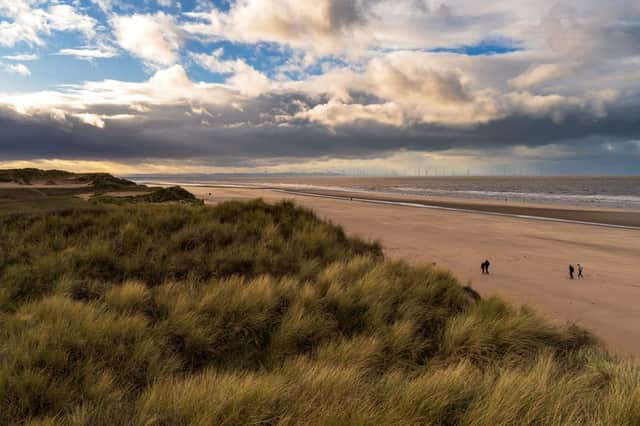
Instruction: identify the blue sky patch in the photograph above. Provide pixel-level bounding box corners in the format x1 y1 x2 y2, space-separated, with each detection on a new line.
430 40 522 56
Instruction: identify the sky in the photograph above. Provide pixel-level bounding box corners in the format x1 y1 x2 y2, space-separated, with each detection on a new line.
0 0 639 175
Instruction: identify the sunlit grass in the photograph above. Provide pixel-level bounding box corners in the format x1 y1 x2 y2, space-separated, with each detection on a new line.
0 199 638 425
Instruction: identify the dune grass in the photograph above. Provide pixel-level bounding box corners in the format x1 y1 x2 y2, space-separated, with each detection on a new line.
0 168 137 190
0 199 638 425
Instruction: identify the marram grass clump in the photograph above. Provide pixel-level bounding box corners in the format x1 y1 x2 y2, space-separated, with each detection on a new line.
0 199 638 425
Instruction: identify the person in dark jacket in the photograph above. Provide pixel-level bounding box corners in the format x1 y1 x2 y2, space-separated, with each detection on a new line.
569 264 575 279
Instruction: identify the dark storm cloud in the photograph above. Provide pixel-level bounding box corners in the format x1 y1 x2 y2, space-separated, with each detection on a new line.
1 92 639 167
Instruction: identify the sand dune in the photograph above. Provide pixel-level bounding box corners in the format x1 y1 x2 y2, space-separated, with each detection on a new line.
189 185 640 358
0 182 91 189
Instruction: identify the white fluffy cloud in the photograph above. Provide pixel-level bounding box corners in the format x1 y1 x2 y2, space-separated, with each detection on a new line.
296 101 404 128
0 1 96 47
509 64 573 89
56 47 118 60
0 65 238 120
47 5 95 36
2 53 38 61
191 49 270 96
0 48 619 131
287 50 618 128
3 62 31 76
112 12 182 67
180 0 564 56
183 0 378 55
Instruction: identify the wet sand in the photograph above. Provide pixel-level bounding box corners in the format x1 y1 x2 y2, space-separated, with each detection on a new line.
273 187 640 229
188 185 640 358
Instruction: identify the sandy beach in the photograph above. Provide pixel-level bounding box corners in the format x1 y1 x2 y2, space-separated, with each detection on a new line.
187 185 640 358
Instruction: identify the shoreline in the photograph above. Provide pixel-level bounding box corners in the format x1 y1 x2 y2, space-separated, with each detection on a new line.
275 188 640 230
149 181 640 229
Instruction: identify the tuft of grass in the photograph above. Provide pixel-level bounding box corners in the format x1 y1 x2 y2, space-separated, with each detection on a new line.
105 281 150 314
0 296 180 424
0 198 638 425
142 186 202 203
440 297 599 367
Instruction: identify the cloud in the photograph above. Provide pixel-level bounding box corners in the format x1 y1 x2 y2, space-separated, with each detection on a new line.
361 53 500 125
2 53 38 61
191 49 271 96
1 0 640 173
183 0 379 54
505 90 617 123
74 113 105 128
89 0 115 13
191 48 252 75
295 100 404 128
188 49 512 128
4 63 31 76
0 65 238 119
509 63 573 89
288 51 587 128
0 95 637 174
0 52 636 171
0 46 626 133
56 47 118 60
181 0 531 56
0 1 96 47
46 4 96 37
540 1 640 61
70 113 135 129
111 12 182 67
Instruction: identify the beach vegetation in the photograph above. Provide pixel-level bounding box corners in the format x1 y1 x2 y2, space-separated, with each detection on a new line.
0 199 638 425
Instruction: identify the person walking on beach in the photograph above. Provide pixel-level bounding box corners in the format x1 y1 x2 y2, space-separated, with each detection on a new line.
481 259 490 274
577 264 584 279
569 264 575 279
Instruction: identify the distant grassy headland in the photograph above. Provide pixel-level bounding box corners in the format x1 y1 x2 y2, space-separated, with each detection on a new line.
0 168 201 213
0 170 638 425
0 168 135 190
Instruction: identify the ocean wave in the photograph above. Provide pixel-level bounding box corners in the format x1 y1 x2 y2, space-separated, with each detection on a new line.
386 186 640 209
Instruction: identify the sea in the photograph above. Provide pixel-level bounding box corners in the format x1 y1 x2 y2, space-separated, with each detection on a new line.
134 176 640 210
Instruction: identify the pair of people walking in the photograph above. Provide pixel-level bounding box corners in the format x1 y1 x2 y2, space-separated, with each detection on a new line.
481 259 491 274
569 263 584 279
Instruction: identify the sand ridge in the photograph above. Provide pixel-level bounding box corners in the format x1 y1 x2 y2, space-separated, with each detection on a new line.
0 182 92 189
